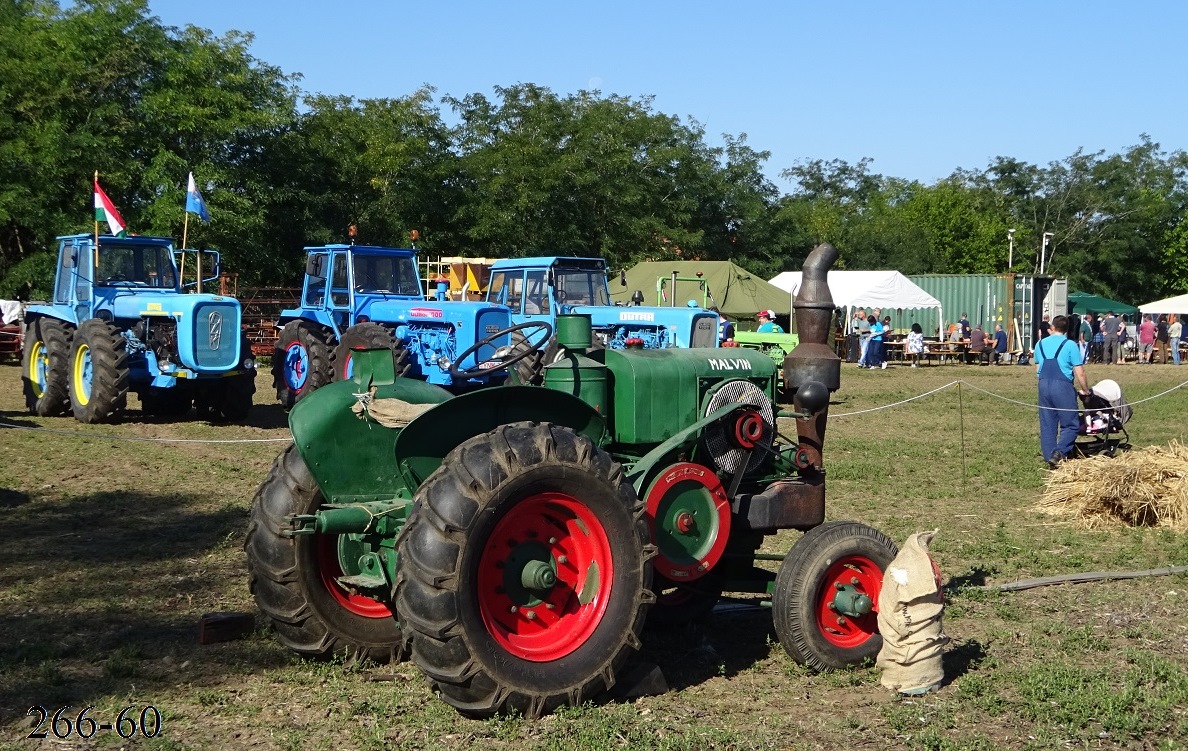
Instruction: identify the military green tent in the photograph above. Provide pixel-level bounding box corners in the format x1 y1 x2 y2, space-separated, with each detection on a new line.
609 261 789 319
1067 291 1138 316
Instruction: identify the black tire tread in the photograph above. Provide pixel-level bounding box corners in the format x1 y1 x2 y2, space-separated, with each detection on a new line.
509 331 561 386
22 318 73 416
331 322 411 381
245 445 402 663
69 318 129 424
271 320 333 409
395 422 654 718
772 521 898 672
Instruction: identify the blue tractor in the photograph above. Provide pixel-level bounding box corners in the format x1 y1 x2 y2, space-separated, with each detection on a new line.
21 234 256 423
485 256 719 384
271 245 519 408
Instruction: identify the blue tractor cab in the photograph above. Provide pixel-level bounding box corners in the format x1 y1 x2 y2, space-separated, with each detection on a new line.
271 245 518 409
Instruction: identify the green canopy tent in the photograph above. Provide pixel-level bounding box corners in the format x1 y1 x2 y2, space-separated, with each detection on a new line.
609 260 789 320
1067 291 1139 317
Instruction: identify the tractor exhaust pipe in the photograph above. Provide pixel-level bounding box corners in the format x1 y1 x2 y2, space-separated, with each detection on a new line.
784 243 841 397
783 243 841 470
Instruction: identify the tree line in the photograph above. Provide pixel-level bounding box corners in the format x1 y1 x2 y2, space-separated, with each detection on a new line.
2 0 1186 305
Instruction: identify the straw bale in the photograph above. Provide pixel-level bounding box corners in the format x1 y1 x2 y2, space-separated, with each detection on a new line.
1036 441 1188 531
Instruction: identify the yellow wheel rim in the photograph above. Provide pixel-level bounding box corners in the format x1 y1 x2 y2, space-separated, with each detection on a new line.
73 343 91 406
28 341 48 398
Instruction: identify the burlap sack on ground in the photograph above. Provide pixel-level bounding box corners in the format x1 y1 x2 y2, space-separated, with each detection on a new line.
876 530 948 694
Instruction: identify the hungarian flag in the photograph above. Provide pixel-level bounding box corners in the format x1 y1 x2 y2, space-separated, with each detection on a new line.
93 178 127 236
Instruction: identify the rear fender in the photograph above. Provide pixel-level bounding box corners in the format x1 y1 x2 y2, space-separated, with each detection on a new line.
393 386 607 487
289 349 452 504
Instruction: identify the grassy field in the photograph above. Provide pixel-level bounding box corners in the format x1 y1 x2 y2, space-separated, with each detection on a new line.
2 357 1188 751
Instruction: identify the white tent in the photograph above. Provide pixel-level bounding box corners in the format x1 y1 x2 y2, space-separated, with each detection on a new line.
768 269 944 335
1139 293 1188 315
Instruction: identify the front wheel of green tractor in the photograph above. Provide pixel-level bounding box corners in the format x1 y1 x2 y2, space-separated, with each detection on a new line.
272 320 332 410
332 322 410 381
22 318 73 416
395 422 654 718
68 318 129 424
772 521 898 672
245 445 402 663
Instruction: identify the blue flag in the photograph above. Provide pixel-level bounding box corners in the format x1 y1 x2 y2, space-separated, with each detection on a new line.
186 172 211 223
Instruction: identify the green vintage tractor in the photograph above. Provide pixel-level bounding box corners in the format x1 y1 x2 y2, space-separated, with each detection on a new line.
245 244 897 718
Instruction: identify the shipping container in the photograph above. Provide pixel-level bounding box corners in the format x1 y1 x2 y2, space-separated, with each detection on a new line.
896 274 1066 354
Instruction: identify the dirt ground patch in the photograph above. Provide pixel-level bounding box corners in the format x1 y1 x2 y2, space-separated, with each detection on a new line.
2 361 1188 750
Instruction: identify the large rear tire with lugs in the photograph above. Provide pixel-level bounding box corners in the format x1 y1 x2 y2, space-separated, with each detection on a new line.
772 521 898 672
22 318 73 416
508 331 561 386
395 422 654 718
272 320 332 410
245 445 402 663
68 318 129 424
332 322 410 381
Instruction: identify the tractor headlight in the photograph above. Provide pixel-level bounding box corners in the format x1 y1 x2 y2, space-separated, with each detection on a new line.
242 357 257 370
437 356 451 370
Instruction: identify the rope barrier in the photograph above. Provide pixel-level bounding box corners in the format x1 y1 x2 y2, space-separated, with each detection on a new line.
0 419 292 444
2 376 1186 445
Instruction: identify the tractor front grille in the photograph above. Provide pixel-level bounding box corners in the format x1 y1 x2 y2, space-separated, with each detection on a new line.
192 302 240 370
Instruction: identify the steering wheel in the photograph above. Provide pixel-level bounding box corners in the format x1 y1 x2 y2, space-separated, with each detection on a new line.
448 320 555 381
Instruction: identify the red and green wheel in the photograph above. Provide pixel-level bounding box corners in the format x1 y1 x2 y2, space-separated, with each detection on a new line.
396 422 652 718
772 521 898 671
245 445 401 663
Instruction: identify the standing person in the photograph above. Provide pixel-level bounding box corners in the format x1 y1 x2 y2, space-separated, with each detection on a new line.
958 313 971 341
1156 315 1170 364
856 310 872 368
1078 314 1092 364
1034 315 1091 468
1037 313 1051 342
868 315 886 369
713 307 735 345
906 323 925 367
756 310 784 334
1087 313 1103 363
1137 314 1156 364
1102 311 1120 365
1170 315 1182 366
845 310 863 362
992 323 1009 364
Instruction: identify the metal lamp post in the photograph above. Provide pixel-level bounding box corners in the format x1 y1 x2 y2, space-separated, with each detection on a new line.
1008 228 1016 270
1039 232 1055 274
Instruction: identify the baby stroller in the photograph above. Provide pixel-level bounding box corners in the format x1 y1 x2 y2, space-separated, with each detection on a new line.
1073 379 1132 457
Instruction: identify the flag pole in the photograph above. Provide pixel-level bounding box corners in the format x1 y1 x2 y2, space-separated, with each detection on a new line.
93 170 100 270
180 209 189 289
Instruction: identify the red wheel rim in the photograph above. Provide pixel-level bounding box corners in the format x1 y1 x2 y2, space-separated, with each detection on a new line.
477 492 614 662
815 554 882 648
315 535 392 618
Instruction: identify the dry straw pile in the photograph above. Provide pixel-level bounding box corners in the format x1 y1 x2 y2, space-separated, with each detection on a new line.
1037 441 1188 531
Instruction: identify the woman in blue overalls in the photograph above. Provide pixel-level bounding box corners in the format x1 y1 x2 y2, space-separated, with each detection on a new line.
1034 315 1091 467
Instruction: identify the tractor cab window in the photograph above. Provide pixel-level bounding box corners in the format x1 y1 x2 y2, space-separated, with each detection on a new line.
487 272 506 305
303 254 329 307
330 254 350 306
555 269 609 306
352 254 420 296
504 273 524 312
97 245 177 288
524 270 547 314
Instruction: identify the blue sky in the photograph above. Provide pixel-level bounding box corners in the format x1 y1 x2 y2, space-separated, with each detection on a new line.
149 1 1188 187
